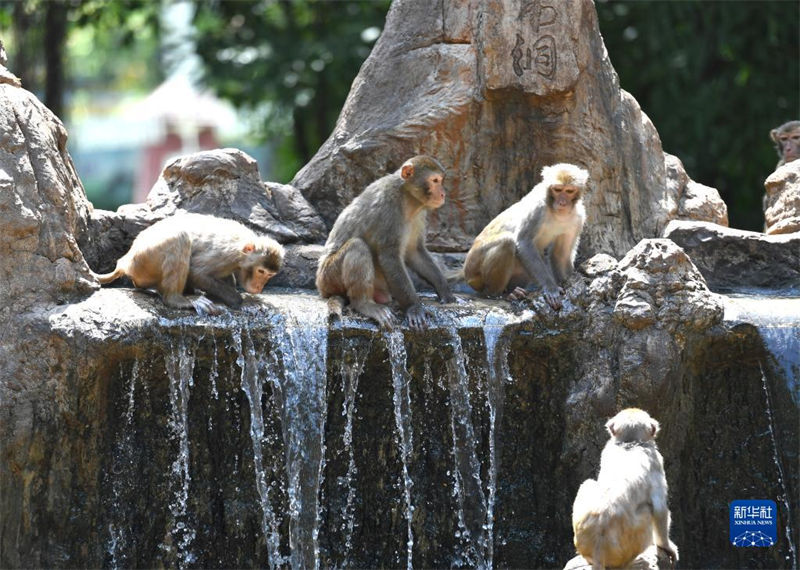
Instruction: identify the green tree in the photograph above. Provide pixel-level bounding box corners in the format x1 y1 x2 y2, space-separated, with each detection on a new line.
597 0 799 231
191 0 391 182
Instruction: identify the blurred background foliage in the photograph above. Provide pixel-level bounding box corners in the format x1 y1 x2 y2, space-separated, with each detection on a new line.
1 0 797 230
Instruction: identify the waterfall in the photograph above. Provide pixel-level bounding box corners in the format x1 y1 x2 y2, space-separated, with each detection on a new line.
232 324 285 569
337 336 372 564
724 294 799 569
106 359 140 569
162 335 197 568
386 330 415 570
442 327 490 568
481 309 513 569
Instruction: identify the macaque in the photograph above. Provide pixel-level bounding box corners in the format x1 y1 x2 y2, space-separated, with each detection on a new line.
572 408 679 570
770 120 800 167
461 163 588 310
91 213 284 315
316 155 456 329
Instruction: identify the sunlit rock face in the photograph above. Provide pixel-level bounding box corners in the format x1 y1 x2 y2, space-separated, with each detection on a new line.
764 160 800 235
293 0 727 256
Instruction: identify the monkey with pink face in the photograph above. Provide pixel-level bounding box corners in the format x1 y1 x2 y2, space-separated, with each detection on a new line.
460 163 589 310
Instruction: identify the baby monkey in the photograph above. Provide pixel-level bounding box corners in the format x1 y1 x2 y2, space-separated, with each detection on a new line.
572 408 679 570
461 163 588 310
92 213 284 315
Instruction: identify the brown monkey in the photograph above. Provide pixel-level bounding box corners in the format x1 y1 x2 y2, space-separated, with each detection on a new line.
92 213 284 315
461 163 588 310
572 408 679 570
770 120 800 167
316 155 456 329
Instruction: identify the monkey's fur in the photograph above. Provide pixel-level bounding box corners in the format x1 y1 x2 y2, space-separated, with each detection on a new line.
572 408 678 570
92 213 284 314
316 155 456 329
770 120 800 167
461 163 588 310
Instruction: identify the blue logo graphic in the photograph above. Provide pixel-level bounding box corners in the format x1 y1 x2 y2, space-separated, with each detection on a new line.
730 500 777 547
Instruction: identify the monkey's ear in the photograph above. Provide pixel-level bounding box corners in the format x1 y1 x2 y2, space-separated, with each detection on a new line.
649 419 660 438
401 163 415 180
770 129 778 142
605 418 617 437
242 243 256 253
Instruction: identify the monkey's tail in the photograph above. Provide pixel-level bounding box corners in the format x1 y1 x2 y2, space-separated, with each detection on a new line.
90 266 125 285
326 296 346 320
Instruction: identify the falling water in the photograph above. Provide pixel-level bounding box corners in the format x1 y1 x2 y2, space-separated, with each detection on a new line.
232 324 285 569
442 327 489 568
386 330 415 570
163 335 197 568
724 294 799 568
337 336 372 563
106 359 141 569
481 309 513 569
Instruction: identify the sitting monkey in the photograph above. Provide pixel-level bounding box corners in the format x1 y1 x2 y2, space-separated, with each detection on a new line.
460 163 589 310
572 408 679 570
316 155 456 329
91 213 284 315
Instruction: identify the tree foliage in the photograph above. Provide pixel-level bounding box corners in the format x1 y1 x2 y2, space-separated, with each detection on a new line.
597 0 799 230
191 0 390 181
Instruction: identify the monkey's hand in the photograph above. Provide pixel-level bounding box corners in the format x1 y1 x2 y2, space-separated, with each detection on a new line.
192 295 225 316
405 303 430 330
439 290 457 304
542 286 564 311
658 542 679 568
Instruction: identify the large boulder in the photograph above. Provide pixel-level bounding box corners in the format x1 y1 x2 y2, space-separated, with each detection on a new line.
293 0 726 256
764 159 800 235
0 61 96 315
664 220 800 292
80 149 328 275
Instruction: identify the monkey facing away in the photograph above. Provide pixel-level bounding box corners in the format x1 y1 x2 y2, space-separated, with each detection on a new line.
461 163 588 310
770 120 800 167
572 408 679 570
316 155 456 329
92 213 284 315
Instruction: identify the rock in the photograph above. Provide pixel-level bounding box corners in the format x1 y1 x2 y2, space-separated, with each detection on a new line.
665 154 729 226
147 148 327 243
613 239 723 332
764 160 800 235
664 220 800 291
292 0 725 257
270 244 324 289
0 72 96 315
81 149 329 275
564 545 673 570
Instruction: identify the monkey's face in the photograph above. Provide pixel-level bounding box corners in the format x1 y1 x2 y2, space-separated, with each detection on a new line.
777 127 800 162
424 172 446 209
239 265 277 294
549 184 580 212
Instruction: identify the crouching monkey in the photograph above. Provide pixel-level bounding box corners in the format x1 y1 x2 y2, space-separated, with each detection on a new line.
91 213 284 315
461 163 589 310
316 155 456 329
572 408 679 570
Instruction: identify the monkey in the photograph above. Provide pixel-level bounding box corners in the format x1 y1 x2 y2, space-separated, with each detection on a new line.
91 213 284 315
770 120 800 167
315 155 456 329
571 408 679 570
459 163 588 311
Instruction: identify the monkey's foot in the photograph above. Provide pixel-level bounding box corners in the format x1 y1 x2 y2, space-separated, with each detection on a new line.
192 296 225 316
404 303 430 330
507 286 530 302
352 301 395 328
